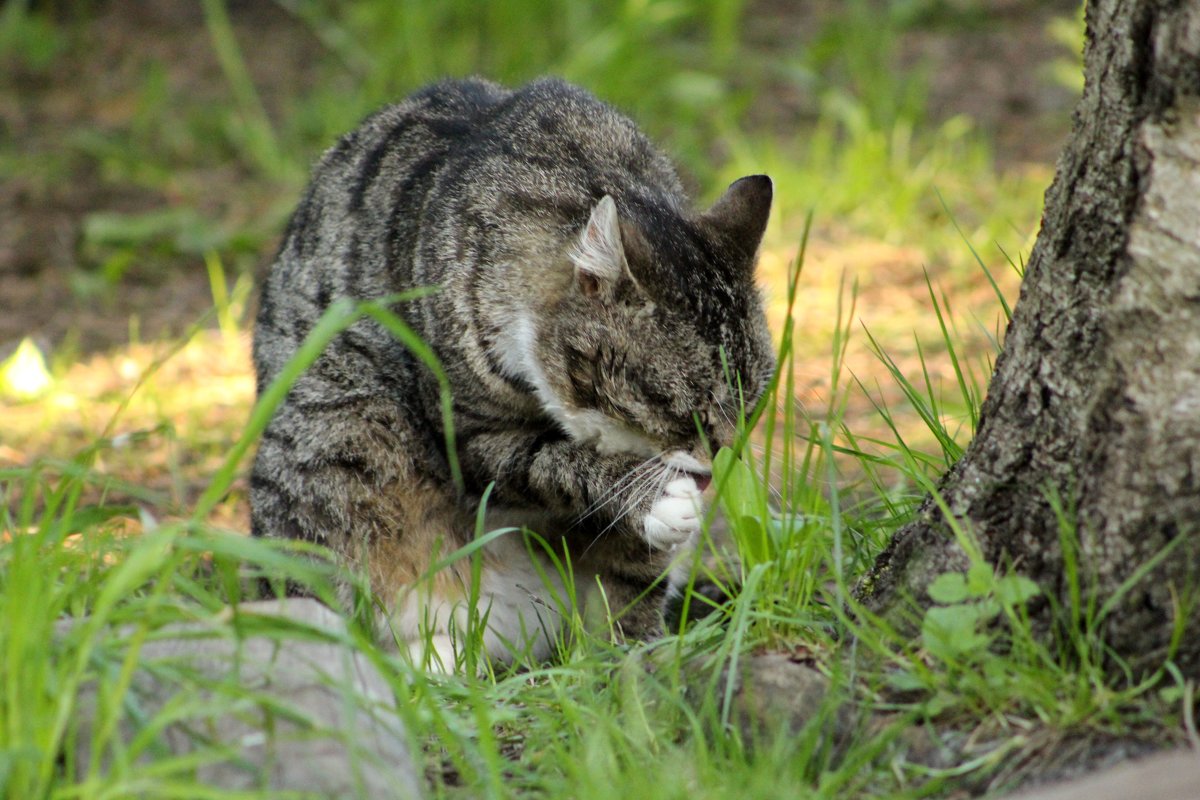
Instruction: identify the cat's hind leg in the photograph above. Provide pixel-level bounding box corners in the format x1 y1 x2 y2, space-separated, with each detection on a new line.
386 534 574 671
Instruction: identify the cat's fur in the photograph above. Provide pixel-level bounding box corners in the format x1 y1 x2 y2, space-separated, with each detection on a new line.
250 77 774 669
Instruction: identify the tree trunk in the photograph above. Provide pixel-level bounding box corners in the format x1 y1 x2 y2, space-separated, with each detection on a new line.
858 0 1200 676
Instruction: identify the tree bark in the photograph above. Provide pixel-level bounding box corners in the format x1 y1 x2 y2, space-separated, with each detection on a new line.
858 0 1200 676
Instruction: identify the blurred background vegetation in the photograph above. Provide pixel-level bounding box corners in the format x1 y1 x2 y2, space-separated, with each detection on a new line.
0 0 1083 526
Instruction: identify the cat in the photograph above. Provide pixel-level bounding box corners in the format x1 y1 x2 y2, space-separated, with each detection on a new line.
249 76 774 670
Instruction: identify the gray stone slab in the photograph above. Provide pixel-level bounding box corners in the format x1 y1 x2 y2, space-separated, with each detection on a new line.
69 598 422 798
681 651 855 752
999 749 1200 800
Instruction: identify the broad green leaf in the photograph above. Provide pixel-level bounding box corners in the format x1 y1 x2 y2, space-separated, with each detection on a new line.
966 561 993 596
995 574 1041 606
978 599 1000 620
713 447 773 566
736 515 771 566
713 447 762 521
924 690 959 717
923 604 991 657
927 572 969 604
767 513 817 553
82 207 226 255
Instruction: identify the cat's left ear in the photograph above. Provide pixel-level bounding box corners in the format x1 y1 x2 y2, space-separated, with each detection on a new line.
571 195 626 297
703 175 773 262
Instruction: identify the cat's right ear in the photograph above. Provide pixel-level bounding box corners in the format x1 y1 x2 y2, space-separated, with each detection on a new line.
703 174 773 261
570 195 625 297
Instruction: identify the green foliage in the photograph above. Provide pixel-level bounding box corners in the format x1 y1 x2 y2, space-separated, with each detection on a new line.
201 0 292 181
2 0 1055 302
75 208 260 300
0 467 355 796
2 238 1186 798
705 223 873 644
922 564 1040 660
0 2 65 72
805 0 929 134
267 0 750 183
713 446 773 565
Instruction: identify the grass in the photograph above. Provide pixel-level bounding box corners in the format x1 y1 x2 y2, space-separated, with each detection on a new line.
3 231 1185 797
6 2 1180 798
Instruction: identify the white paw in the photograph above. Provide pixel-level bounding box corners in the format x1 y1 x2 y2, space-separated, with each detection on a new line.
642 477 704 550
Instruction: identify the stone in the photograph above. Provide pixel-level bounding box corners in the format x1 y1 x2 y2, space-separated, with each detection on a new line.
681 651 854 751
997 749 1200 800
68 598 422 798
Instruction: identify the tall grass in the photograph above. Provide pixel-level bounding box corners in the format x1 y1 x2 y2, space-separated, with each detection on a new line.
3 220 1186 798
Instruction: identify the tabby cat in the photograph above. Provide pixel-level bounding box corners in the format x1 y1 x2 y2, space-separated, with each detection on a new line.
250 77 774 669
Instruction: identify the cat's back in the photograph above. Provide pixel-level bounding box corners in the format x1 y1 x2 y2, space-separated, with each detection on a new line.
276 76 677 256
262 77 512 288
253 79 509 379
255 77 685 382
441 77 687 222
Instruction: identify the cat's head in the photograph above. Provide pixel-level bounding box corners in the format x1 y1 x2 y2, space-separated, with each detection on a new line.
526 176 776 471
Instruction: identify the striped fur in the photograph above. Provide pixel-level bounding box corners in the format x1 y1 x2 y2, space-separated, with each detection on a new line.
250 77 774 668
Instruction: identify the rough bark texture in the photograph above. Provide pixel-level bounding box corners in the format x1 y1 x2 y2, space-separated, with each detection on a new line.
859 0 1200 676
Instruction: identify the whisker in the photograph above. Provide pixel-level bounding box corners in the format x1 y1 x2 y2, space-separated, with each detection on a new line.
641 464 677 557
579 459 669 557
713 398 737 430
606 463 667 529
625 463 674 534
599 454 665 511
575 454 659 522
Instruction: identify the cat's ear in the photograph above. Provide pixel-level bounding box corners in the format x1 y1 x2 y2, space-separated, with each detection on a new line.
703 175 773 261
571 195 625 296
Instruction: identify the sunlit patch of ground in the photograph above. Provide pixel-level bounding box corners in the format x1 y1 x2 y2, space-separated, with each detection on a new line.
1 330 255 532
757 228 1025 469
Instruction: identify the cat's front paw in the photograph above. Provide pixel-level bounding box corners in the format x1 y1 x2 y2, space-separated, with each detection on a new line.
642 477 704 549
